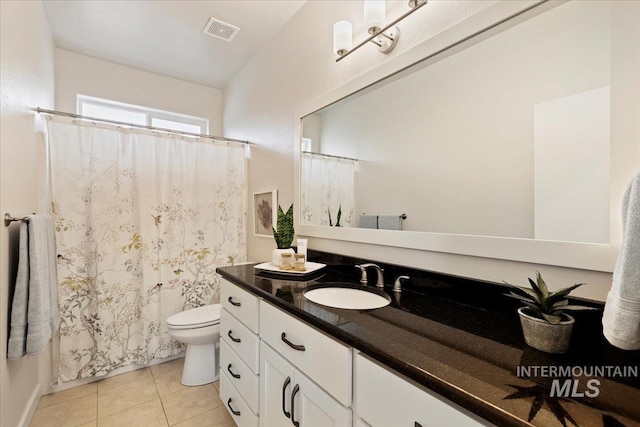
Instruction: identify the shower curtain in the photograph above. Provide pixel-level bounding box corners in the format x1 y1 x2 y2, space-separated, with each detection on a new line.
300 152 356 227
47 117 246 382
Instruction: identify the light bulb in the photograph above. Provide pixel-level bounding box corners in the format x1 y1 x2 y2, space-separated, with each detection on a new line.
333 21 352 56
364 0 385 34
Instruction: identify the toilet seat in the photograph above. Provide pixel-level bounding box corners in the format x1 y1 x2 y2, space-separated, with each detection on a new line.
167 304 221 330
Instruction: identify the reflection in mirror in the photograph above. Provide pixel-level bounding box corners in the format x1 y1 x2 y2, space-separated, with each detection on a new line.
301 1 616 244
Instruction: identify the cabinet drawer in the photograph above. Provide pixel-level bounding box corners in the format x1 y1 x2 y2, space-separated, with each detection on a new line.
221 279 260 333
220 371 259 427
355 353 486 427
220 339 259 414
221 308 260 374
260 301 352 406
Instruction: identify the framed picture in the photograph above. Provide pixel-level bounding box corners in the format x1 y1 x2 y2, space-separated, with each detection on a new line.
253 190 277 237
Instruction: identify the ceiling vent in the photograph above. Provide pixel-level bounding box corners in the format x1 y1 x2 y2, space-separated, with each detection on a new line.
202 17 240 42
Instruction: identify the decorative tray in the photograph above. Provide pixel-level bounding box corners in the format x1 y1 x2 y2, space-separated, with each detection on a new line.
254 261 326 276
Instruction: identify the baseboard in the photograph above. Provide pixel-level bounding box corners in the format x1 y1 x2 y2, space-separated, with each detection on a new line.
18 383 41 427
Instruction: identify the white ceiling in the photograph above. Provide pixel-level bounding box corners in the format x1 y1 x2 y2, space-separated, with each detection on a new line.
42 0 306 89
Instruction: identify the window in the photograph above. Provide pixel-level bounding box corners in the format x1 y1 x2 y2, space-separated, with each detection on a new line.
78 96 209 134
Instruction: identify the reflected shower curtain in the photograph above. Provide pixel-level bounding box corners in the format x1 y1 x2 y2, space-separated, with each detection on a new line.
301 153 356 226
47 118 246 381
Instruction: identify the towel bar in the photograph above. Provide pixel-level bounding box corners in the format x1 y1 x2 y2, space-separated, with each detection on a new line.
4 212 30 227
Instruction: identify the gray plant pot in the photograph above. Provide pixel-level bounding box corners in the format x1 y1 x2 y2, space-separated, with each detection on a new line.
518 307 575 354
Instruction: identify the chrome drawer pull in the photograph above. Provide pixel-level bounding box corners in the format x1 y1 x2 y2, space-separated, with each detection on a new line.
227 296 241 307
291 384 300 427
227 398 241 416
227 364 240 379
281 332 305 351
282 376 291 418
227 330 241 343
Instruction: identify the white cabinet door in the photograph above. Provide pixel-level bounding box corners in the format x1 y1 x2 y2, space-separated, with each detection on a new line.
293 369 351 427
260 342 296 427
261 342 352 427
355 353 487 427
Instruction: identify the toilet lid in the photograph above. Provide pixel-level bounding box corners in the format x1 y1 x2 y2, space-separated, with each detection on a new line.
167 304 221 328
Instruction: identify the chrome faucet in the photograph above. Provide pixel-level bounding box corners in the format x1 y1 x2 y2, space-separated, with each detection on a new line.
356 263 384 288
393 275 410 293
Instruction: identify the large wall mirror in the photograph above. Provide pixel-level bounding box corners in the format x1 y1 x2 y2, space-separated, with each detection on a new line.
295 0 639 272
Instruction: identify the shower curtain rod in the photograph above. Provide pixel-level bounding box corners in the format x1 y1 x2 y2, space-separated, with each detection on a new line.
302 150 358 162
35 107 252 145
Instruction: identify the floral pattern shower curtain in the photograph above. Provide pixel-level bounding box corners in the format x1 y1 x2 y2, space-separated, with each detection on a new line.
300 153 356 227
47 118 246 381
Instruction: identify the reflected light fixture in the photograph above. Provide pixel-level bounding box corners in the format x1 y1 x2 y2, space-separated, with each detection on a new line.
333 0 427 62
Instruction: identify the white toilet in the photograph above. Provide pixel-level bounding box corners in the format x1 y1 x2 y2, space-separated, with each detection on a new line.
166 304 221 386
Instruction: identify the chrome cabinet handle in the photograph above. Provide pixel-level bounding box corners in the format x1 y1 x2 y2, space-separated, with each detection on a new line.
227 364 240 379
291 384 300 427
227 296 241 307
282 376 291 419
227 330 241 343
227 398 240 416
281 332 305 351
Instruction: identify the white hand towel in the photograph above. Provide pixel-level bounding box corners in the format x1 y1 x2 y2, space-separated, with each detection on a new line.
378 215 402 230
7 215 59 358
603 170 640 350
359 214 378 229
7 222 30 359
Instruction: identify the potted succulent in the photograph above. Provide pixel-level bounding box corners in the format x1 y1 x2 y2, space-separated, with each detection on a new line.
505 272 597 354
271 204 295 266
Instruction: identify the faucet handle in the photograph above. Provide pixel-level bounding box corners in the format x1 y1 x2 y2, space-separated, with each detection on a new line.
355 265 368 285
357 263 384 288
393 275 410 293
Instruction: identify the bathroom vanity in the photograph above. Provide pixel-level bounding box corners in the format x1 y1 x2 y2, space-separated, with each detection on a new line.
216 250 640 427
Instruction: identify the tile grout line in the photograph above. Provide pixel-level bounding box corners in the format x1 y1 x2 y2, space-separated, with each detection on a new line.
96 371 160 421
151 363 172 426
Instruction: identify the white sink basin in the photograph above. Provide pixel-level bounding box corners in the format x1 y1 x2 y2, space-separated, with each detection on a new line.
303 283 391 310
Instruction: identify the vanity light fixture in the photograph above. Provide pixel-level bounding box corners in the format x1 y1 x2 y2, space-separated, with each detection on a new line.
333 21 353 56
333 0 427 62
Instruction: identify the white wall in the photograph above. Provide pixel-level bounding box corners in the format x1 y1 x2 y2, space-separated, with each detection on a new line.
55 49 223 134
0 1 56 426
224 0 640 302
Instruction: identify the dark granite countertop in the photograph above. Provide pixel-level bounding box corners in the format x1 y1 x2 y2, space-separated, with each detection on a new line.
216 250 640 427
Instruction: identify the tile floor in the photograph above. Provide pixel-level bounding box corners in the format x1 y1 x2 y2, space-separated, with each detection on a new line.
29 358 235 427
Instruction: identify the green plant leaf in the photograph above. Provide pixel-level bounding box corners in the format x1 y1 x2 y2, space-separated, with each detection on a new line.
541 313 563 324
505 292 536 304
272 204 295 249
505 283 541 303
546 283 585 305
551 299 569 309
561 305 599 311
535 271 550 298
528 277 546 303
